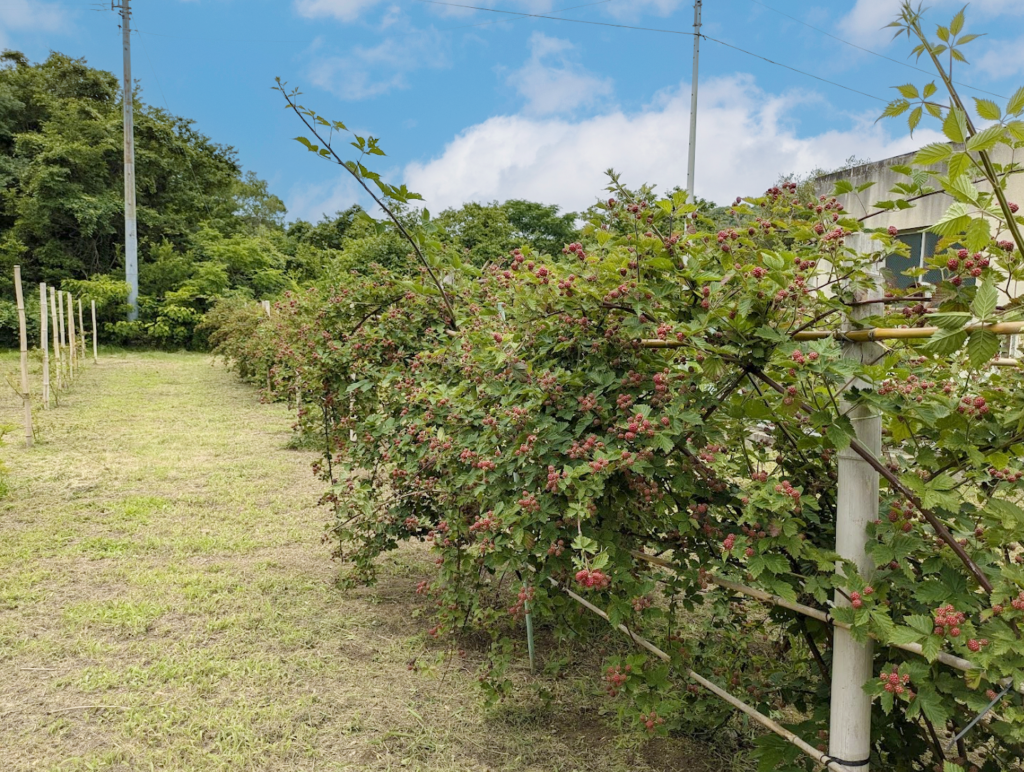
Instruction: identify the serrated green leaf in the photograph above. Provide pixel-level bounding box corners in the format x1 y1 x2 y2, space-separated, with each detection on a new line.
922 329 967 356
973 279 998 319
943 108 967 143
968 329 999 368
909 106 923 133
293 136 318 152
896 83 920 99
923 81 937 98
826 423 851 451
967 124 1005 152
974 98 1001 121
964 216 991 252
914 143 953 166
1008 86 1024 117
832 179 854 195
1007 120 1024 141
929 202 971 236
948 152 971 178
949 8 965 35
881 99 911 120
930 312 971 330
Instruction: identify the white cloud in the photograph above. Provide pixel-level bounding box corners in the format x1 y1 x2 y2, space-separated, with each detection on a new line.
285 175 364 224
308 19 449 99
0 0 67 49
295 0 384 22
403 75 944 212
837 0 1024 48
974 35 1024 79
508 32 613 115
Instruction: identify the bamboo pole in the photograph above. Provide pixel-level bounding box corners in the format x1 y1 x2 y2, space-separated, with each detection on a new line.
639 321 1024 348
40 283 50 410
544 574 847 772
13 266 33 447
91 300 98 364
629 550 1023 691
66 292 76 380
77 299 85 362
56 289 66 384
49 286 61 395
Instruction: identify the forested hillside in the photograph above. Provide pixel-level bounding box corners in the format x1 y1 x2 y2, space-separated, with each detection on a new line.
0 51 580 348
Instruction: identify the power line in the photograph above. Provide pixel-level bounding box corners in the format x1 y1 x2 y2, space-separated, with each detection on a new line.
409 0 889 103
742 0 1006 100
443 0 614 31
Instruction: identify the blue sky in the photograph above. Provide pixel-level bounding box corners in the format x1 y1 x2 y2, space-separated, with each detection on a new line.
3 0 1023 222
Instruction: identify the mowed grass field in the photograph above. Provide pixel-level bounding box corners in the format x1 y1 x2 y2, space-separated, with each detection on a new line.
0 350 750 772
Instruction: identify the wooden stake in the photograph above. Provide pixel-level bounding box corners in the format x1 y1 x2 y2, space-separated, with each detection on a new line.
67 292 76 380
40 283 50 410
262 300 271 317
91 300 98 364
56 289 66 384
77 299 85 362
13 266 33 447
49 286 61 395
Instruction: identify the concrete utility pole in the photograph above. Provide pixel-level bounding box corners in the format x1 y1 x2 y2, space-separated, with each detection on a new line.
116 0 139 321
828 270 883 772
686 0 702 200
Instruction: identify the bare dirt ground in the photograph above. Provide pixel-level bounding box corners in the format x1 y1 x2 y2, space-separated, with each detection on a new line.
0 351 750 771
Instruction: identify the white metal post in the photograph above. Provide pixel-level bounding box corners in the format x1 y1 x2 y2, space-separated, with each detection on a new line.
829 272 882 771
686 0 702 199
120 0 139 321
49 286 62 393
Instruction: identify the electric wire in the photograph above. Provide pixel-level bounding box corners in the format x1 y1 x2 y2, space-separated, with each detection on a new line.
409 0 889 103
443 0 614 31
742 0 1007 100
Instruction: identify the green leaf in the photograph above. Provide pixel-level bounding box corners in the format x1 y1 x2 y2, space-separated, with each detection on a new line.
922 329 967 356
896 83 920 99
974 98 1001 121
949 8 965 36
930 312 971 330
913 143 953 166
832 179 854 195
1007 120 1024 142
929 202 971 236
943 108 968 143
987 498 1024 529
826 423 851 451
966 124 1004 152
293 136 318 153
973 279 998 319
923 82 937 98
908 106 923 133
947 152 971 179
968 329 999 368
881 99 911 120
964 216 991 252
1007 86 1024 117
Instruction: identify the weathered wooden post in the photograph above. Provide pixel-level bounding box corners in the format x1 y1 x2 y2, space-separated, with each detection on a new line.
77 299 86 362
13 266 33 447
91 300 98 364
829 269 883 771
49 286 62 394
40 283 50 409
65 292 76 380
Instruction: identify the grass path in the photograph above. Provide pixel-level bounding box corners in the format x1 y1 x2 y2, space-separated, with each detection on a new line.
0 352 738 772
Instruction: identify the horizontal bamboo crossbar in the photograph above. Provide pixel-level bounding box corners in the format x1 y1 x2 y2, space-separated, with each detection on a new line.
630 550 1023 694
639 321 1024 347
544 574 848 772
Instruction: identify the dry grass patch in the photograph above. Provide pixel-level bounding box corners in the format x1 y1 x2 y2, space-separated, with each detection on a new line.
0 351 753 772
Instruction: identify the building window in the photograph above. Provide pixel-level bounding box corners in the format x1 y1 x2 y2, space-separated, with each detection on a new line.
884 232 945 290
